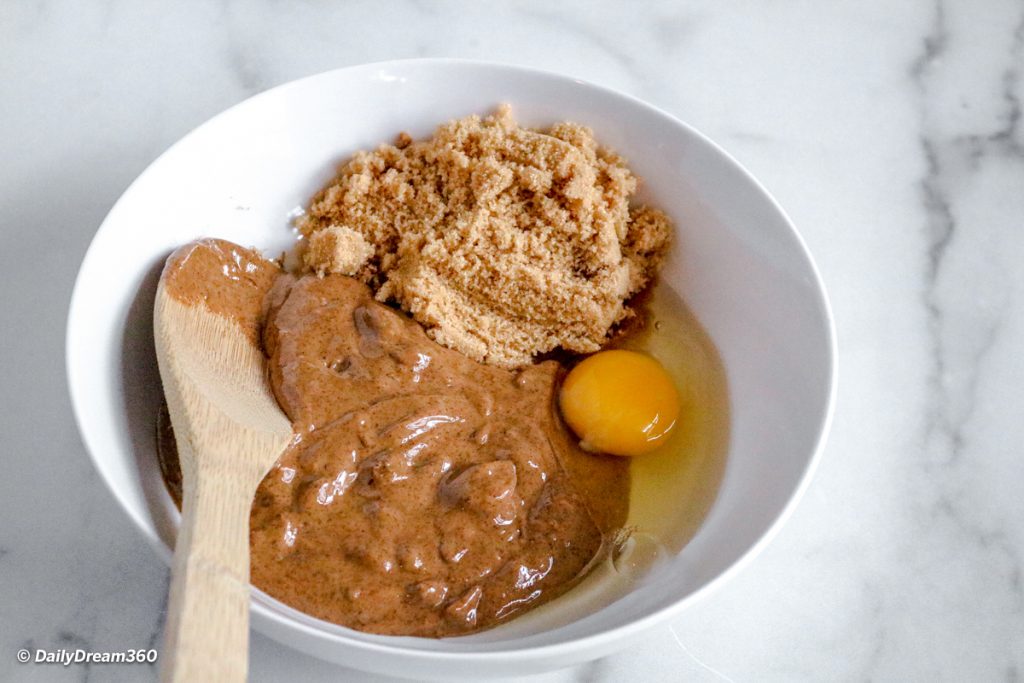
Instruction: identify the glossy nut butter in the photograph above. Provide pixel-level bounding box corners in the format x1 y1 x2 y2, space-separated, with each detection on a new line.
158 239 629 637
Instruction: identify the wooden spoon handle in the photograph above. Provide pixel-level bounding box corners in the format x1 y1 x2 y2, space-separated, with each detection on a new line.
161 474 254 682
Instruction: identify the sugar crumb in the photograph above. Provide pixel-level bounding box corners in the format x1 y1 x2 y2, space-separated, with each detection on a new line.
302 225 374 277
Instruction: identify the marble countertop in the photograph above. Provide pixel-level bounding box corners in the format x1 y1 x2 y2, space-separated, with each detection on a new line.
2 1 1022 680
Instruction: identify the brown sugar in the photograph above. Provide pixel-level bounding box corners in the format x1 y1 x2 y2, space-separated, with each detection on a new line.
299 105 672 367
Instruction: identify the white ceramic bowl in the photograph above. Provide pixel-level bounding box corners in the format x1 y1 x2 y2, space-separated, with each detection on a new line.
66 59 835 679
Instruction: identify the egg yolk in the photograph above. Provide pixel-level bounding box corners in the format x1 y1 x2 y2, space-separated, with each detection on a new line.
559 349 680 457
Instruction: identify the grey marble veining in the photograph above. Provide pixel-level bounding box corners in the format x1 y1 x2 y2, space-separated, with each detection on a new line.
2 0 1023 681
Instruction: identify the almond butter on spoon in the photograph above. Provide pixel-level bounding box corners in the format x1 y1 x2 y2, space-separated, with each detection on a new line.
153 240 291 682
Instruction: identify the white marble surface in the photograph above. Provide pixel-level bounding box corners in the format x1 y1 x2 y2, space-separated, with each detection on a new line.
2 0 1023 680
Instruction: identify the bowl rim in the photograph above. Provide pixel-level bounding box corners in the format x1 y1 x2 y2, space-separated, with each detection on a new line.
65 57 837 663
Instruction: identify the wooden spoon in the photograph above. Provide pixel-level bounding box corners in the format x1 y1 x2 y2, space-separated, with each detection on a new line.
153 279 292 682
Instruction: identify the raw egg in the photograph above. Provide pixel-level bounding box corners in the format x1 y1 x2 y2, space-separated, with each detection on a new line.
559 349 679 456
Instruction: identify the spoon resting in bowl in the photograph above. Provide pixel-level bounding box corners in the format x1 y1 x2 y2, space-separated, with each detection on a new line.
153 240 292 682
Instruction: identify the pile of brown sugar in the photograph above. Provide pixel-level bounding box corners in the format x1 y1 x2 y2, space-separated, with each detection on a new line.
299 105 672 367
